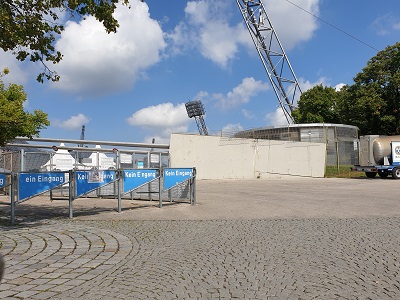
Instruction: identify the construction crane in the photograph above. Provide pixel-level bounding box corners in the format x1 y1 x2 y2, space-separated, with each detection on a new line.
236 0 302 124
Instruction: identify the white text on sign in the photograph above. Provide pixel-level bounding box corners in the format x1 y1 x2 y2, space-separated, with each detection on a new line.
165 170 193 177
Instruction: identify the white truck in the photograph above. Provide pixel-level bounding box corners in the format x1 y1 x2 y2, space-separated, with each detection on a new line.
352 135 400 179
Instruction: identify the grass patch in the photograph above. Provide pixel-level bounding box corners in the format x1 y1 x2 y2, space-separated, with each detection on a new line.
325 165 365 178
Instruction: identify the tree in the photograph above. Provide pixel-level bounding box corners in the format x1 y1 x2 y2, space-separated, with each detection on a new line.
292 42 400 135
292 84 340 124
0 0 130 82
337 83 387 135
339 42 400 135
0 76 49 147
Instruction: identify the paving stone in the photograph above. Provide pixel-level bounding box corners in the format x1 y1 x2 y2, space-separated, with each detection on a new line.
2 179 400 299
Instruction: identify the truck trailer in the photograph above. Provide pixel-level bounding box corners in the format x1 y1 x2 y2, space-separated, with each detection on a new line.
352 135 400 179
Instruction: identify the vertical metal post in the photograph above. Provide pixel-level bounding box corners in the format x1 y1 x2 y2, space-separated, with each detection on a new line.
335 127 340 173
147 151 152 201
20 149 25 171
10 173 15 225
158 174 162 208
69 170 73 218
117 170 122 213
192 168 196 205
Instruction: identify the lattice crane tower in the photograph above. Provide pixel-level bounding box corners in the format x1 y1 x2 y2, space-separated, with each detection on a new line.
236 0 302 124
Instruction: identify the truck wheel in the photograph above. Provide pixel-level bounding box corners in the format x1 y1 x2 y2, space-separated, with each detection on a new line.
378 172 389 179
365 172 377 178
392 168 400 179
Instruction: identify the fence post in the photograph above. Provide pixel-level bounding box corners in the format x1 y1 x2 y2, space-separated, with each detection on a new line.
10 173 15 225
192 168 196 205
117 170 122 213
158 170 162 208
20 149 25 172
69 170 73 218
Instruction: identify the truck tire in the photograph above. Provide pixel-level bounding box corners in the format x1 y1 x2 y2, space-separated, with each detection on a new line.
378 171 389 179
392 167 400 179
365 172 377 178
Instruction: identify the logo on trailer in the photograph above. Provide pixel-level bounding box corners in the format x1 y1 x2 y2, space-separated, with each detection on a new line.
396 146 400 155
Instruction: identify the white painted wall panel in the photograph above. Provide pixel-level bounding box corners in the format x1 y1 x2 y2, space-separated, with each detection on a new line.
169 134 326 179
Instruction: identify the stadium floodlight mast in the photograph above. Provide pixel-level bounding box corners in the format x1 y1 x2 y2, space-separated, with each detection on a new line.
185 100 209 136
236 0 302 124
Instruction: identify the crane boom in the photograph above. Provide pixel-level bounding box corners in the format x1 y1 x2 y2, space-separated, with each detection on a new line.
236 0 302 124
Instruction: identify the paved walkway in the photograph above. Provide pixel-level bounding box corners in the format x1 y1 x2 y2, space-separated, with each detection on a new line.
1 177 400 299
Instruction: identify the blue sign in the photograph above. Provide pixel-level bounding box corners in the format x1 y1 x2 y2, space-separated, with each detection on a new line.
0 174 6 188
163 168 193 190
19 172 66 201
123 169 157 193
75 170 116 197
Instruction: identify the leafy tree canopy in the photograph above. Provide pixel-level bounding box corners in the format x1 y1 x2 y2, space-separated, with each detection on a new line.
292 42 400 136
346 42 400 135
0 71 49 147
292 84 340 124
0 0 130 82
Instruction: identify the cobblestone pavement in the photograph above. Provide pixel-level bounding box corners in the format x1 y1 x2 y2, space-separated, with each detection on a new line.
1 218 400 299
1 178 400 299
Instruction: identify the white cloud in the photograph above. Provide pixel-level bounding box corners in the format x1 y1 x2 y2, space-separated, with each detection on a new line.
265 108 288 126
54 113 89 130
212 77 269 110
0 50 31 85
372 13 400 35
198 21 243 67
52 0 166 96
167 0 251 67
241 109 255 119
167 0 321 67
298 76 328 93
193 90 210 101
185 0 211 25
266 0 320 50
222 123 244 134
127 103 190 141
165 22 191 56
335 83 346 92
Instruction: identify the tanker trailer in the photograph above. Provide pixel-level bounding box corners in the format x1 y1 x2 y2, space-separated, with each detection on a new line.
352 135 400 179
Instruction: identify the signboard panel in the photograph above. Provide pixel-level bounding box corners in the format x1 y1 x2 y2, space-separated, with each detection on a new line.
123 169 157 193
0 174 6 188
75 170 116 197
392 141 400 165
18 172 66 201
120 153 132 164
163 168 193 190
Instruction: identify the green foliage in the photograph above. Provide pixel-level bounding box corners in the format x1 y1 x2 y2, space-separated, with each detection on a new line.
343 42 400 135
292 84 340 124
0 0 130 82
0 78 49 147
293 42 400 136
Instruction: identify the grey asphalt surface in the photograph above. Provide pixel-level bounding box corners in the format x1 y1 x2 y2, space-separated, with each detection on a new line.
1 177 400 299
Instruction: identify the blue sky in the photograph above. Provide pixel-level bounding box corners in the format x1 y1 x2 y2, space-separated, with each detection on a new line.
1 0 399 144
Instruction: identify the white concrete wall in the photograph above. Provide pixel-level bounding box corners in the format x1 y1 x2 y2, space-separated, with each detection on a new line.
169 134 326 179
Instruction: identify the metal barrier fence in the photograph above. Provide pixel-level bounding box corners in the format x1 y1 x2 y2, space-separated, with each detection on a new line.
1 149 170 172
1 168 196 225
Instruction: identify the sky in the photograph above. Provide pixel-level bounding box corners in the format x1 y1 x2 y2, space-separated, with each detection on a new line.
1 0 399 144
